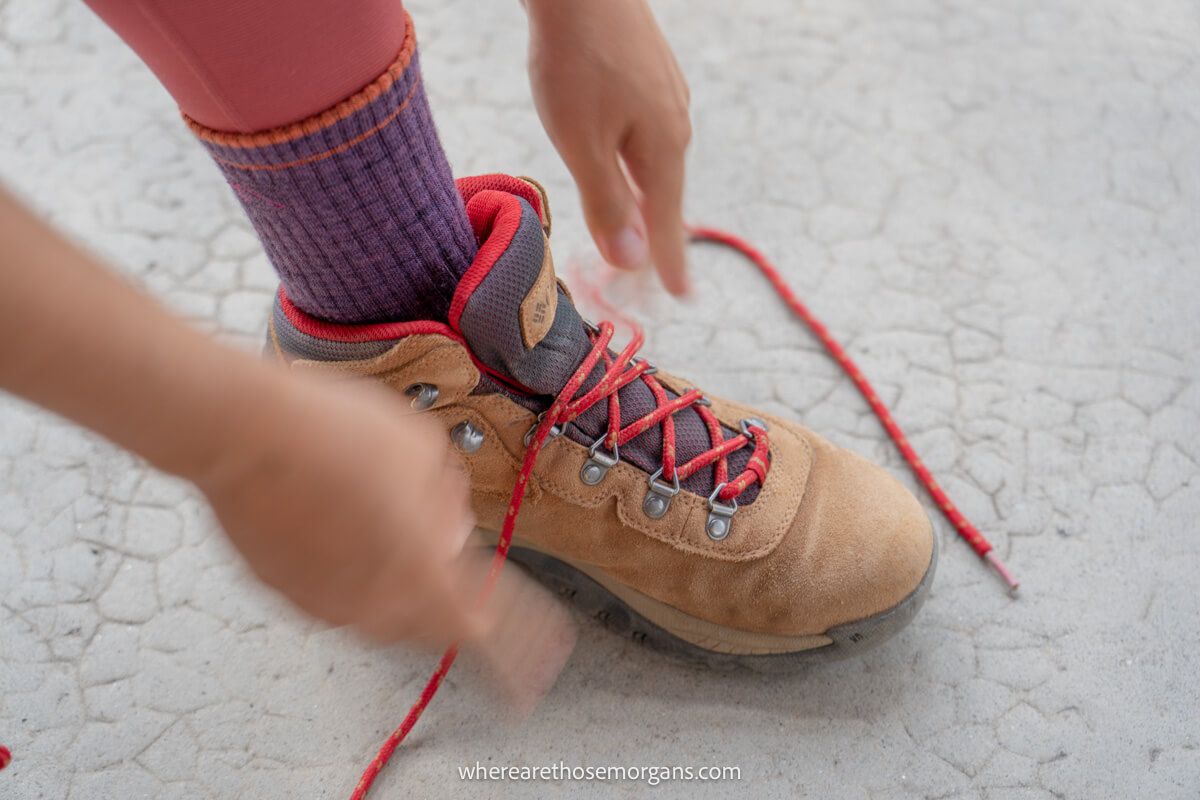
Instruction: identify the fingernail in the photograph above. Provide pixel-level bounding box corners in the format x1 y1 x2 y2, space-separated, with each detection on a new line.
607 226 649 269
664 269 694 301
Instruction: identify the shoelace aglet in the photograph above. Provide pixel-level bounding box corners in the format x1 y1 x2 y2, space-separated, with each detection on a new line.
984 550 1020 596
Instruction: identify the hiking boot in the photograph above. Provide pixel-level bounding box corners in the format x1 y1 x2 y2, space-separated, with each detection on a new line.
267 174 937 669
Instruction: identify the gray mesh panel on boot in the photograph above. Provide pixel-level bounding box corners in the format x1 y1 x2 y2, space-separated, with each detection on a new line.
271 294 401 362
457 203 590 395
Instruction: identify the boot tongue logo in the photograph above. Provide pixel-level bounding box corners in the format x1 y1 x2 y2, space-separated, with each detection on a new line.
519 246 558 348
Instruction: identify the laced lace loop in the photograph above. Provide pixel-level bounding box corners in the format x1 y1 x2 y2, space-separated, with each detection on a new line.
550 320 769 505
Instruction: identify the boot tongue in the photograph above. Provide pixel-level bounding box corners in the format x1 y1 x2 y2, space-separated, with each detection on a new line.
452 191 590 395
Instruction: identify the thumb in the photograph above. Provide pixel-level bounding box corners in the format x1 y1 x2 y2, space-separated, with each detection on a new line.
568 150 649 270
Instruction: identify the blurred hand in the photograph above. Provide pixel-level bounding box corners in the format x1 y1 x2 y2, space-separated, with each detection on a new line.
194 371 576 707
526 0 692 296
195 373 479 643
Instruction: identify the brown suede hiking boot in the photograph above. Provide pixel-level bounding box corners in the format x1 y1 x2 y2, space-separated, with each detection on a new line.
267 174 937 669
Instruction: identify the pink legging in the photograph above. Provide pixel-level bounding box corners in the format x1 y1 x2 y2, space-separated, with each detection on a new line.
84 0 407 132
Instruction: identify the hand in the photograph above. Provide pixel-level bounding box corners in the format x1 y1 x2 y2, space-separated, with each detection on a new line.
194 372 478 643
197 370 577 706
526 0 692 296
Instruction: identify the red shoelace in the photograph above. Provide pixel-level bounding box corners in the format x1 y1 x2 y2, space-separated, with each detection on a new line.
0 228 1018 788
345 227 1019 799
559 320 770 504
0 229 1017 787
0 226 1022 786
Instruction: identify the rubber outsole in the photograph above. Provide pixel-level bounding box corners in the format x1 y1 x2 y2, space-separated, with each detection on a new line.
499 529 938 673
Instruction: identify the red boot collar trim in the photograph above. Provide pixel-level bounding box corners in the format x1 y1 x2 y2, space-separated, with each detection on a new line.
277 288 460 343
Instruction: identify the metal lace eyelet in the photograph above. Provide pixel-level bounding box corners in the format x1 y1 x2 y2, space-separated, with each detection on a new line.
705 482 739 541
524 412 566 447
405 383 439 411
450 421 485 454
642 466 681 519
631 356 659 376
580 434 619 486
740 417 769 439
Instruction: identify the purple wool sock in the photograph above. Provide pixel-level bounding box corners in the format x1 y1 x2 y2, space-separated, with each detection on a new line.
186 21 476 324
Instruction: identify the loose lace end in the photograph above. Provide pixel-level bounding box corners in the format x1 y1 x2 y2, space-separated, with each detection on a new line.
985 551 1020 596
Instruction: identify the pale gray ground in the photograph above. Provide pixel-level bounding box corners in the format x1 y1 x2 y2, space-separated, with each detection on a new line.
1 0 1198 798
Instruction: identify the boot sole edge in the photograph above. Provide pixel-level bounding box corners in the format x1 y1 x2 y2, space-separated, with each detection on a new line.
479 527 938 673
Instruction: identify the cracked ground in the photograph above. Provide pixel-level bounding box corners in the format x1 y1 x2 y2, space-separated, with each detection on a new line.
1 0 1198 798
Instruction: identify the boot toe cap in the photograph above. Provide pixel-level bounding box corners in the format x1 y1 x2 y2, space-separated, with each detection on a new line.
782 433 936 632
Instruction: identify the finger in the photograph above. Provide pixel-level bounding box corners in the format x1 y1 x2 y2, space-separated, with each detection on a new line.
561 143 650 271
464 553 577 717
623 126 690 296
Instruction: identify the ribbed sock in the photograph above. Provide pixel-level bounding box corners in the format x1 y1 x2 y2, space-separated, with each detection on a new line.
186 16 477 323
